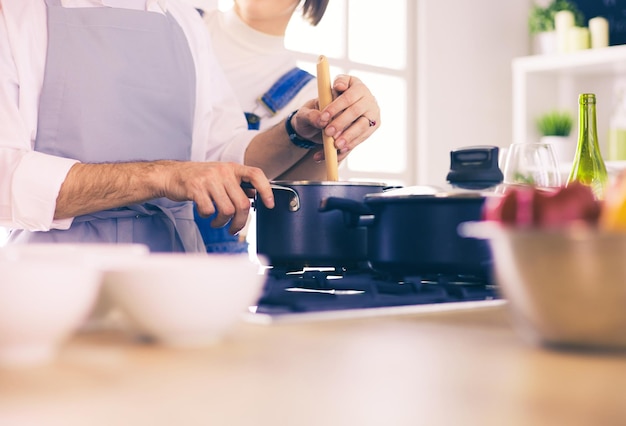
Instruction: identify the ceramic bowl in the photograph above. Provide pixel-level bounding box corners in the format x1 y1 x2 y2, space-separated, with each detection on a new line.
462 222 626 351
0 243 149 268
104 253 265 347
0 257 101 367
74 244 150 325
0 243 150 327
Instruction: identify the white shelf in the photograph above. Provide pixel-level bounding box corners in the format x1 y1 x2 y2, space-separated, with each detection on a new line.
513 45 626 76
512 45 626 151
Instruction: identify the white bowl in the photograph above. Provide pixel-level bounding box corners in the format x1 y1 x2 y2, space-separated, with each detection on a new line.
0 243 149 266
104 253 265 347
462 221 626 351
0 243 150 326
0 258 102 367
71 244 150 324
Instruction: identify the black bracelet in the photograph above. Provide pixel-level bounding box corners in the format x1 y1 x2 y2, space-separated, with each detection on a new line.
285 110 317 149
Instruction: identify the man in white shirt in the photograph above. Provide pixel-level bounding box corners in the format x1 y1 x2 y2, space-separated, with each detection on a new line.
0 0 379 252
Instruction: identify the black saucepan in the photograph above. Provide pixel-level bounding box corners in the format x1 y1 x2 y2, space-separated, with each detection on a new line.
253 181 389 268
320 188 495 279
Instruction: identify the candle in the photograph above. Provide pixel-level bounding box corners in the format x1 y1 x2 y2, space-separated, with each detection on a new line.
555 10 575 53
589 17 609 49
568 26 590 51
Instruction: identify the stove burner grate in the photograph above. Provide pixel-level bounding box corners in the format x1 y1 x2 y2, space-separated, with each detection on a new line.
255 267 499 315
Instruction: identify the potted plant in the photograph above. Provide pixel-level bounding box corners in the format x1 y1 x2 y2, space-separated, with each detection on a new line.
529 0 584 55
536 109 575 163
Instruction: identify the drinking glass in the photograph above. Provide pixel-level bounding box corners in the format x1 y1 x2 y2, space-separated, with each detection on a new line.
501 142 562 189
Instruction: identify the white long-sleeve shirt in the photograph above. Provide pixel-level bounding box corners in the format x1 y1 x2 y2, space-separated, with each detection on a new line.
0 0 255 231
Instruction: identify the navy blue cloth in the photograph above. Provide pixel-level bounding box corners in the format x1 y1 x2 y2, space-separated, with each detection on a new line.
193 207 248 254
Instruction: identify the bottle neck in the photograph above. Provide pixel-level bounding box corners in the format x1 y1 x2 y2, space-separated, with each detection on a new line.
578 101 600 150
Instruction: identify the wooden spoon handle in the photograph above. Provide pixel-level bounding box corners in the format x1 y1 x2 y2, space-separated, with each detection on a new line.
316 55 339 181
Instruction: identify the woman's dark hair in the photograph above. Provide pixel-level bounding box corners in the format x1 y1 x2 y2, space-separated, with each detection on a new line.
301 0 329 26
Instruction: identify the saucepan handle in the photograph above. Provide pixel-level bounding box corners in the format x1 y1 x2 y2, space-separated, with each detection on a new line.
319 197 375 227
241 182 301 212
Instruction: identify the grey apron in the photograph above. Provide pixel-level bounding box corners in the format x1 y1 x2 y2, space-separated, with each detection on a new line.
10 0 203 252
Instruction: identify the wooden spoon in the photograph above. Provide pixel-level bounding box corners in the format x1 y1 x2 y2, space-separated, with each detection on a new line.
316 55 339 181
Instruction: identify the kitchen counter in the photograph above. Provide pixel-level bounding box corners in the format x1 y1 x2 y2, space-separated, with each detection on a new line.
1 305 626 426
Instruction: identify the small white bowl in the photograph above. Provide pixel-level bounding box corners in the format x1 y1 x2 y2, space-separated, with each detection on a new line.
104 253 265 347
0 243 149 266
0 243 150 266
0 258 101 367
73 244 150 325
0 243 150 327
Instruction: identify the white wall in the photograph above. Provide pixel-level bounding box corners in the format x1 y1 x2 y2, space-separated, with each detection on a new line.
415 0 531 187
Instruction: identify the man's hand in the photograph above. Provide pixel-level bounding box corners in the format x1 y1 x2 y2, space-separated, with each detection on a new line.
162 161 274 234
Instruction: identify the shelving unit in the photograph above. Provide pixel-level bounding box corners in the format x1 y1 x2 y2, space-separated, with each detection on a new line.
512 44 626 153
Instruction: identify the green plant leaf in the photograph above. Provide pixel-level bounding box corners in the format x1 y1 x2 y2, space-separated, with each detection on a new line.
536 109 574 136
528 0 585 35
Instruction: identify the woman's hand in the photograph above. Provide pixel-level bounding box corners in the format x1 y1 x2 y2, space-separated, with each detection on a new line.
292 74 380 162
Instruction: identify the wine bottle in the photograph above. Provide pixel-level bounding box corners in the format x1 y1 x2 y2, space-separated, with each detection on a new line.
567 93 608 199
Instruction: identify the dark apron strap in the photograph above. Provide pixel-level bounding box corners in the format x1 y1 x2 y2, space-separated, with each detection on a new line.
245 67 314 130
245 112 261 131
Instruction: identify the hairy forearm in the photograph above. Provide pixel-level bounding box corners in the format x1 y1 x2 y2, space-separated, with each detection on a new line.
52 159 275 235
54 161 166 219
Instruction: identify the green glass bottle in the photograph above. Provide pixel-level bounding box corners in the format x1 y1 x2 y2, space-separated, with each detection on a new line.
567 93 608 199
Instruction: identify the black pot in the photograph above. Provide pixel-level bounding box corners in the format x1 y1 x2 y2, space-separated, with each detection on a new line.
320 189 494 279
254 181 388 268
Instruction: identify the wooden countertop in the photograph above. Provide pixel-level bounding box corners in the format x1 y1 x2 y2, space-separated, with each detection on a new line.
1 305 626 426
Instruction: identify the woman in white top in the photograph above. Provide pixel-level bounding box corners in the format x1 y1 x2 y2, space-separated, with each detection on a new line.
203 0 379 172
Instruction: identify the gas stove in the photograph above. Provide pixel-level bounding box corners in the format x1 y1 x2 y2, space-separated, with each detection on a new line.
246 264 504 324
